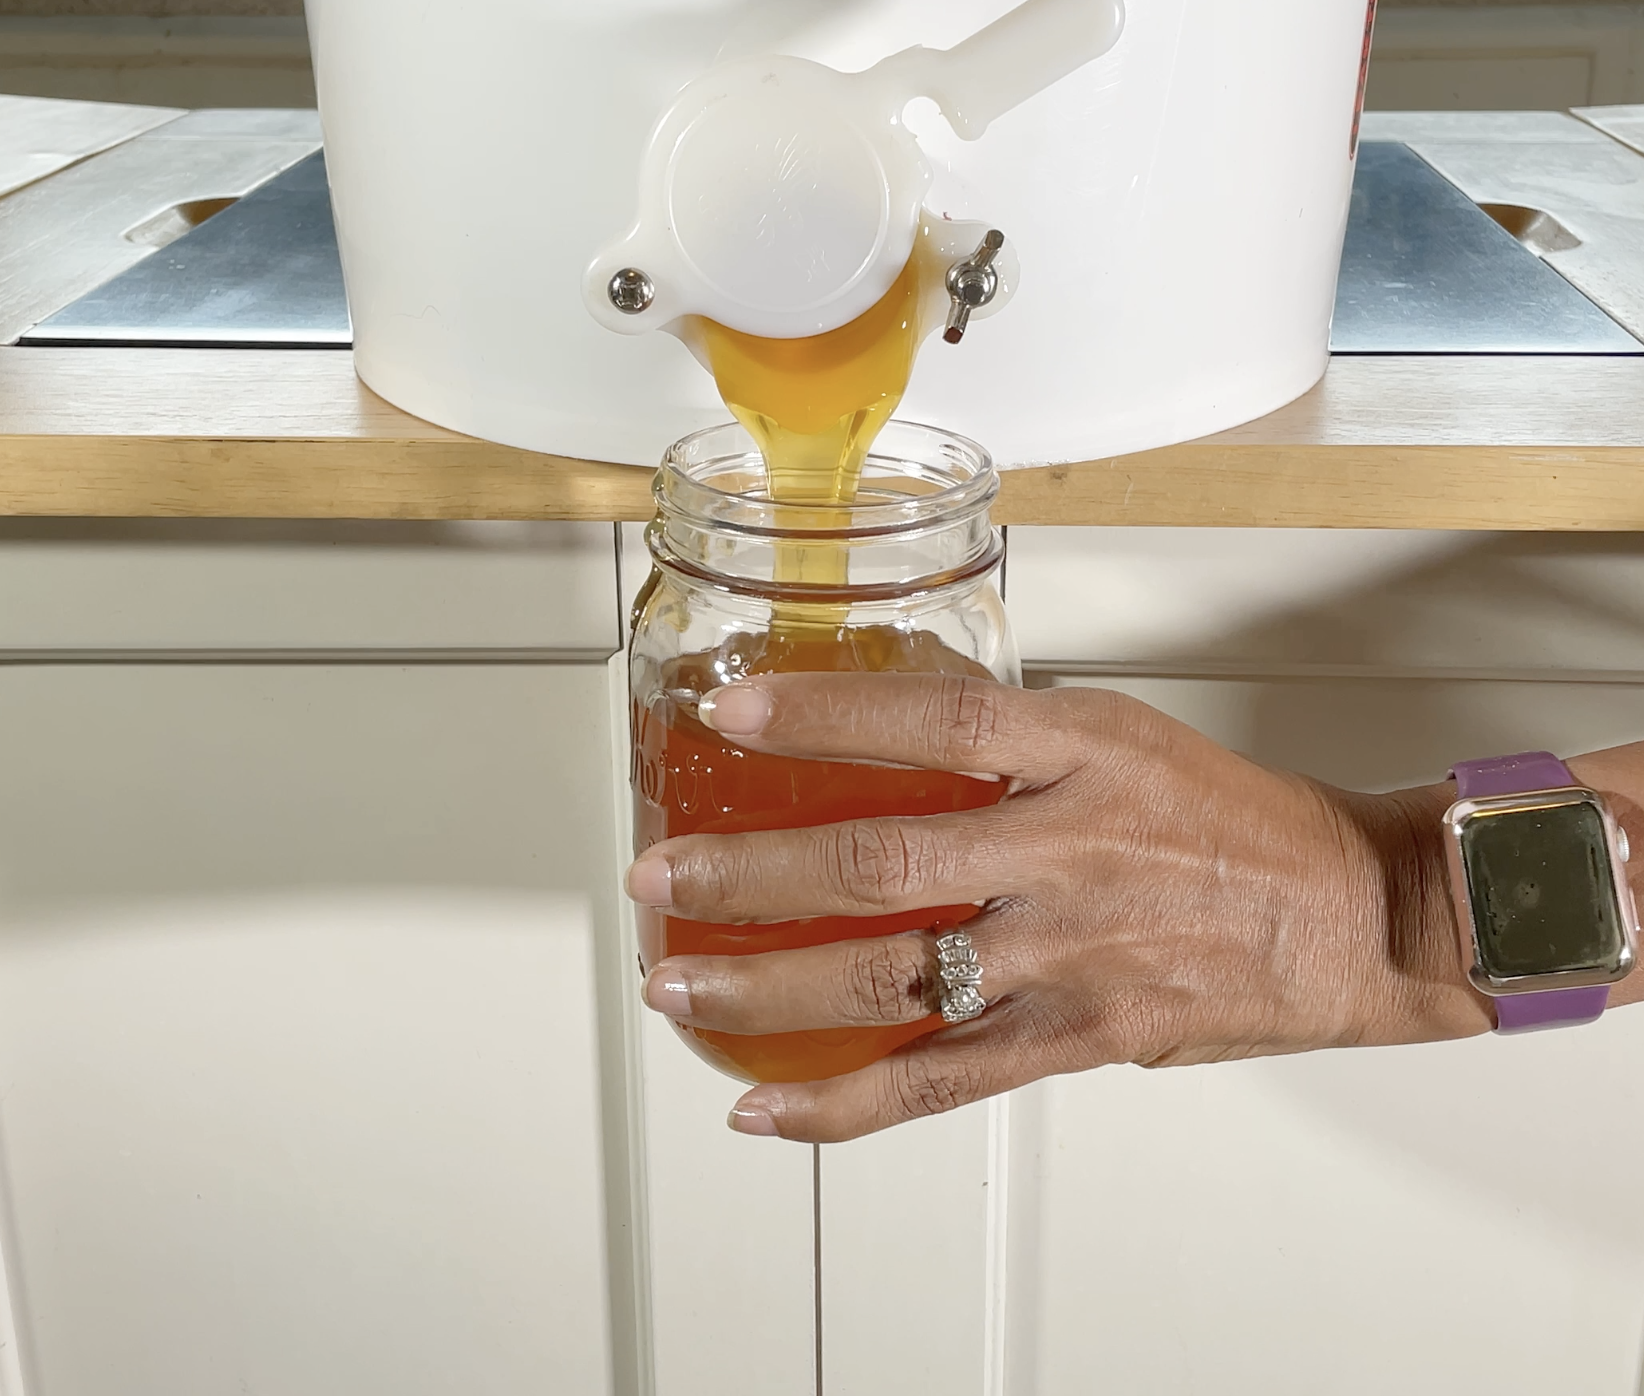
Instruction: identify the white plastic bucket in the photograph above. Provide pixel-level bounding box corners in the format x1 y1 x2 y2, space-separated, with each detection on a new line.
305 0 1377 468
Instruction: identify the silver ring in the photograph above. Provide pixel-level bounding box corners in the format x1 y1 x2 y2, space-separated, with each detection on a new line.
936 931 986 1024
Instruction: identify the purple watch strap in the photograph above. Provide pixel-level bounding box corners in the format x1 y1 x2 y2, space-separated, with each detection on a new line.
1451 752 1607 1034
1452 751 1576 799
1494 987 1610 1033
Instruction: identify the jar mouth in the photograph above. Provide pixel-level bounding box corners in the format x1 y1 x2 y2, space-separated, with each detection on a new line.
650 528 1006 605
656 419 998 540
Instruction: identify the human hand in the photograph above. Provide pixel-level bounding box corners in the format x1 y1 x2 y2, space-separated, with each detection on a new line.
624 674 1491 1143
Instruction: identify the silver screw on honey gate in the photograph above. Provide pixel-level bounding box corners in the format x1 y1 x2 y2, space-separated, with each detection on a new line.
943 230 1005 344
608 267 656 316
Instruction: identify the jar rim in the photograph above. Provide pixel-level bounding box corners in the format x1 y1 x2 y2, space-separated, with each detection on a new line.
648 526 1005 604
655 419 998 540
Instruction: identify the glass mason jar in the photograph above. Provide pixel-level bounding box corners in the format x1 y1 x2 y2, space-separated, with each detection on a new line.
629 421 1020 1085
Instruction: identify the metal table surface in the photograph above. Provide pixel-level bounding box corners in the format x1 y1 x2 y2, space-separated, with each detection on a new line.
1331 141 1640 354
21 150 348 349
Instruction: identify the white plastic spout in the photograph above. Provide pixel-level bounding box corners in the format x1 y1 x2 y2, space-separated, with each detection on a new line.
872 0 1126 140
583 0 1126 341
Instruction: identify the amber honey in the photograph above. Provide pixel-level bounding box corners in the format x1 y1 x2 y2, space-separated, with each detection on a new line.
682 228 941 600
635 232 999 1084
683 235 933 516
634 628 1006 1083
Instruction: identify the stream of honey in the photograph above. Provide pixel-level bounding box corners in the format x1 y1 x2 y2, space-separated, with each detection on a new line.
637 227 1004 1084
684 233 932 523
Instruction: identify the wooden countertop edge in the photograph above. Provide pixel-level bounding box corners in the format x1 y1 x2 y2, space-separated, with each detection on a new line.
4 434 1643 528
997 443 1644 529
4 349 1643 526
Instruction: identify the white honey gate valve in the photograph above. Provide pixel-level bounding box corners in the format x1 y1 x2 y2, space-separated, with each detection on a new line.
583 0 1126 343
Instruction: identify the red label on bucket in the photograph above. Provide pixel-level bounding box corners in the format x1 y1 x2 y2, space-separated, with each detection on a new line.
1350 0 1379 158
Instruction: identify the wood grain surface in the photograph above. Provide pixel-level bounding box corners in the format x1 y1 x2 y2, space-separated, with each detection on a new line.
3 347 1643 527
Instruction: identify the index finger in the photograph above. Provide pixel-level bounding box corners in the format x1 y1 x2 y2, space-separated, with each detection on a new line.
696 673 1081 783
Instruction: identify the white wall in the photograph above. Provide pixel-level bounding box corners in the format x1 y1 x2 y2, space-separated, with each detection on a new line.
1 4 1643 112
1371 3 1644 109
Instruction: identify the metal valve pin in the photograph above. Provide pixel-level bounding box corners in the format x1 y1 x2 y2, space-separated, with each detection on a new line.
608 267 656 315
943 230 1005 344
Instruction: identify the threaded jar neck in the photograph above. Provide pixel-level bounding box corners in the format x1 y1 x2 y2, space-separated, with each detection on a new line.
649 420 1002 602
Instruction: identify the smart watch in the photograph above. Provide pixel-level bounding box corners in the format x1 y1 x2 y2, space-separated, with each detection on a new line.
1444 753 1638 1033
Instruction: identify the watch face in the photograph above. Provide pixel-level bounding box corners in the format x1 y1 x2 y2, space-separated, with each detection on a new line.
1460 797 1627 981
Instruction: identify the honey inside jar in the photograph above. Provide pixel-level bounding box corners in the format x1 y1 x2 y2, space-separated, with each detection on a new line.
634 629 1002 1084
636 226 1007 1084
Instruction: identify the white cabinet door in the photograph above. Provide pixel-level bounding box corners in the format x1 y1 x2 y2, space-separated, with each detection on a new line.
0 519 618 654
0 662 634 1396
617 521 824 1396
1014 672 1644 1396
821 528 1644 1395
820 1102 1001 1396
0 521 826 1396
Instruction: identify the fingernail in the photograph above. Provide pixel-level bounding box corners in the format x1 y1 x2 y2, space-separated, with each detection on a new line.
699 685 773 737
625 854 673 909
728 1087 783 1137
644 967 692 1018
